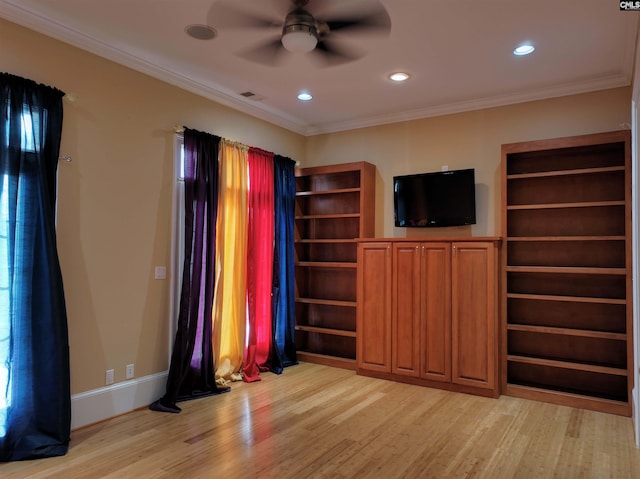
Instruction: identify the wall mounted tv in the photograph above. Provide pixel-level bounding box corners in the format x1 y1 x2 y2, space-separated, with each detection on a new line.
393 168 476 227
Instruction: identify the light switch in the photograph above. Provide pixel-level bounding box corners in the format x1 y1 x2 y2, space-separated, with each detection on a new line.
154 266 167 280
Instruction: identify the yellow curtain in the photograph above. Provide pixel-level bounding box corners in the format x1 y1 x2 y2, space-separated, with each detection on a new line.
213 139 249 384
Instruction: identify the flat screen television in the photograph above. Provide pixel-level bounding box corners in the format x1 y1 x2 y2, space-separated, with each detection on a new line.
394 168 476 227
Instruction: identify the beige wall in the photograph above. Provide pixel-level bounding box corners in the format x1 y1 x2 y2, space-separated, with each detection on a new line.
0 17 632 398
0 18 306 395
305 88 632 238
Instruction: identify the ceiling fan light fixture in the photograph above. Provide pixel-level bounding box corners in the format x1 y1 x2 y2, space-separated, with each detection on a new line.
513 43 535 56
281 25 318 53
389 72 410 82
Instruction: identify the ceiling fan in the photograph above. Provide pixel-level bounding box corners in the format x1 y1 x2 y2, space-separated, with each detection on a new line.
207 0 391 66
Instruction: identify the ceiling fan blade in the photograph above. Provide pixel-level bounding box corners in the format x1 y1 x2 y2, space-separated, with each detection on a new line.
324 8 391 35
207 2 282 29
238 37 289 66
311 38 363 66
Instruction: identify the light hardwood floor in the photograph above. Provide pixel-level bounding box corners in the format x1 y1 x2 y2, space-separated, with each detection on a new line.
2 362 639 478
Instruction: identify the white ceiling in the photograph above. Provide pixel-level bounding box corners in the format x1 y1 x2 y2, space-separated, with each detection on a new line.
0 0 637 136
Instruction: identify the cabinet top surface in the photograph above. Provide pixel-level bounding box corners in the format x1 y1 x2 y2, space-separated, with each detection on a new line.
358 236 502 243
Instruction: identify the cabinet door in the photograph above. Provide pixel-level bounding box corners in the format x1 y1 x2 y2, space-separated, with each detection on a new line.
451 242 497 390
357 242 392 373
392 243 421 377
420 243 451 382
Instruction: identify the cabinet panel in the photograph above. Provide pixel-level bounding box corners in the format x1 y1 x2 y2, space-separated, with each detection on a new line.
420 243 451 382
452 243 496 390
357 243 392 373
392 243 420 377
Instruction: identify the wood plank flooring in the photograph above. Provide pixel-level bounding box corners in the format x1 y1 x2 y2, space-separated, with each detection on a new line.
2 362 639 478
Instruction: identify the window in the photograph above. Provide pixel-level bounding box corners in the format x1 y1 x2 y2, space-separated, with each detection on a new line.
0 108 37 437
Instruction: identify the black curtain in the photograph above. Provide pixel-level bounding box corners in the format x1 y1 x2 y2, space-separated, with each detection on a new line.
270 155 298 373
0 73 70 460
150 127 229 414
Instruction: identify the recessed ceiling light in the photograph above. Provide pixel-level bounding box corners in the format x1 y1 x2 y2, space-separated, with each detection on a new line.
389 72 410 82
513 43 535 56
185 24 217 41
297 92 313 101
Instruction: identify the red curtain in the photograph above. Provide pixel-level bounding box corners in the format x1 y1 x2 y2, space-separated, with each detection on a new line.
243 147 275 382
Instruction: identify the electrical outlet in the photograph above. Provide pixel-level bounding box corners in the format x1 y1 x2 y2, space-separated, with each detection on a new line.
126 364 134 380
106 369 114 385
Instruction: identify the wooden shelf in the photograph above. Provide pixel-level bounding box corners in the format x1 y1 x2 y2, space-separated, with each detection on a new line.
507 355 627 376
296 187 360 197
296 261 357 269
296 297 357 308
295 238 358 244
506 201 624 210
507 324 626 341
296 213 360 220
295 325 357 338
505 266 626 275
502 131 632 416
506 165 624 180
507 236 626 241
506 292 626 305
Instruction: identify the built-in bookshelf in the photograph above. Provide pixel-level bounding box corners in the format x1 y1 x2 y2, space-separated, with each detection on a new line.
501 130 632 416
294 162 376 369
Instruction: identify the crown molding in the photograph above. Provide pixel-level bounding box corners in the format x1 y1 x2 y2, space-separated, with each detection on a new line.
303 72 633 136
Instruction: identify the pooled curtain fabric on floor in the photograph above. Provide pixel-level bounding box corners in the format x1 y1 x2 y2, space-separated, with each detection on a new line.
150 128 229 414
213 140 249 384
0 73 70 460
243 148 274 382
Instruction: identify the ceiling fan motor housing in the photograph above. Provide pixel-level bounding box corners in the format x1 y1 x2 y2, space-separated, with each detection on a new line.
281 8 318 52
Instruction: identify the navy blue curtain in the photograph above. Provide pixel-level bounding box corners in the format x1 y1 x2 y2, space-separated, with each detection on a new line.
0 73 70 460
150 127 229 414
270 155 298 373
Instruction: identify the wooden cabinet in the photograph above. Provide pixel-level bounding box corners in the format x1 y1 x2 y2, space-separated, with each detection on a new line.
357 238 500 398
294 161 376 370
502 130 632 416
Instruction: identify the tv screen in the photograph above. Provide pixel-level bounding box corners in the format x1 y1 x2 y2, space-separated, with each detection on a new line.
394 168 476 227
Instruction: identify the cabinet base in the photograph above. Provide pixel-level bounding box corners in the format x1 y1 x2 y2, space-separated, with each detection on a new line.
356 368 499 399
297 351 356 370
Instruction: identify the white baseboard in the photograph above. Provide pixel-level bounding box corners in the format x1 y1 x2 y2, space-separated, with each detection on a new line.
634 386 639 447
71 371 168 430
